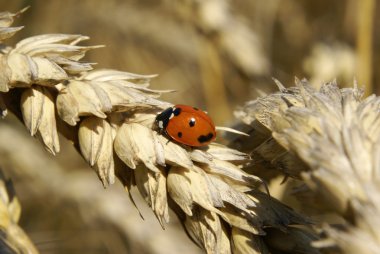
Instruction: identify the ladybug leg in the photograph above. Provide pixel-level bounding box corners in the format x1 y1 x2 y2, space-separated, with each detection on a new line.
159 129 172 145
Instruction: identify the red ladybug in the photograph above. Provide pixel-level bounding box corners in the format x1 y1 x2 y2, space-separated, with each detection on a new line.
155 104 216 147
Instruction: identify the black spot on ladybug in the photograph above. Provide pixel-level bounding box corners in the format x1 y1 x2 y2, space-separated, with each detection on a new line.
198 132 214 143
173 107 182 116
177 132 183 138
193 107 199 111
189 118 196 127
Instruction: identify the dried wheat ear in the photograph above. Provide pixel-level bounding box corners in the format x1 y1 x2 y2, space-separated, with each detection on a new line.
235 78 380 254
0 8 321 254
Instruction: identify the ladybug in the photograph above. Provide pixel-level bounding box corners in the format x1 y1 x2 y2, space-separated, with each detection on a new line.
155 104 216 147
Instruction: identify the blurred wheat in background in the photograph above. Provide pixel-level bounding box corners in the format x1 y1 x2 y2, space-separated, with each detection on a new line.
0 1 379 254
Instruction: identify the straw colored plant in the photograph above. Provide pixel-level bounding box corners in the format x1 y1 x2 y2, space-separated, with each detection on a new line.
235 79 380 254
0 170 38 253
0 8 317 254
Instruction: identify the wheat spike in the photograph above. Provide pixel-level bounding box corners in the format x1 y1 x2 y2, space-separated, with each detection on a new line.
0 8 316 254
235 78 380 253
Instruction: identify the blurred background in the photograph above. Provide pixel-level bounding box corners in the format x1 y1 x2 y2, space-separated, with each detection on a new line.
0 0 378 253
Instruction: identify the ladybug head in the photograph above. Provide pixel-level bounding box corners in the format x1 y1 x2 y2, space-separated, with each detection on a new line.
155 106 174 133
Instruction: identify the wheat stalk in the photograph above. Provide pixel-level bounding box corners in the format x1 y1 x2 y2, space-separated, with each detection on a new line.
235 78 380 253
0 8 316 254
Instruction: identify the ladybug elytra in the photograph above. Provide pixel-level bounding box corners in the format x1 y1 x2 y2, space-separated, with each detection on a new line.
155 104 216 147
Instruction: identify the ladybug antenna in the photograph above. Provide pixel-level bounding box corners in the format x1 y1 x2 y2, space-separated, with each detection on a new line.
215 126 249 136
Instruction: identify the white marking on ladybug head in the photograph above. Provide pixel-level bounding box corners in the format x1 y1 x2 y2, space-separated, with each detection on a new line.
158 121 164 129
169 113 175 119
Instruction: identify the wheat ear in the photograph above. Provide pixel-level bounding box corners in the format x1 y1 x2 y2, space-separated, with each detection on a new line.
236 78 380 254
0 8 317 254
